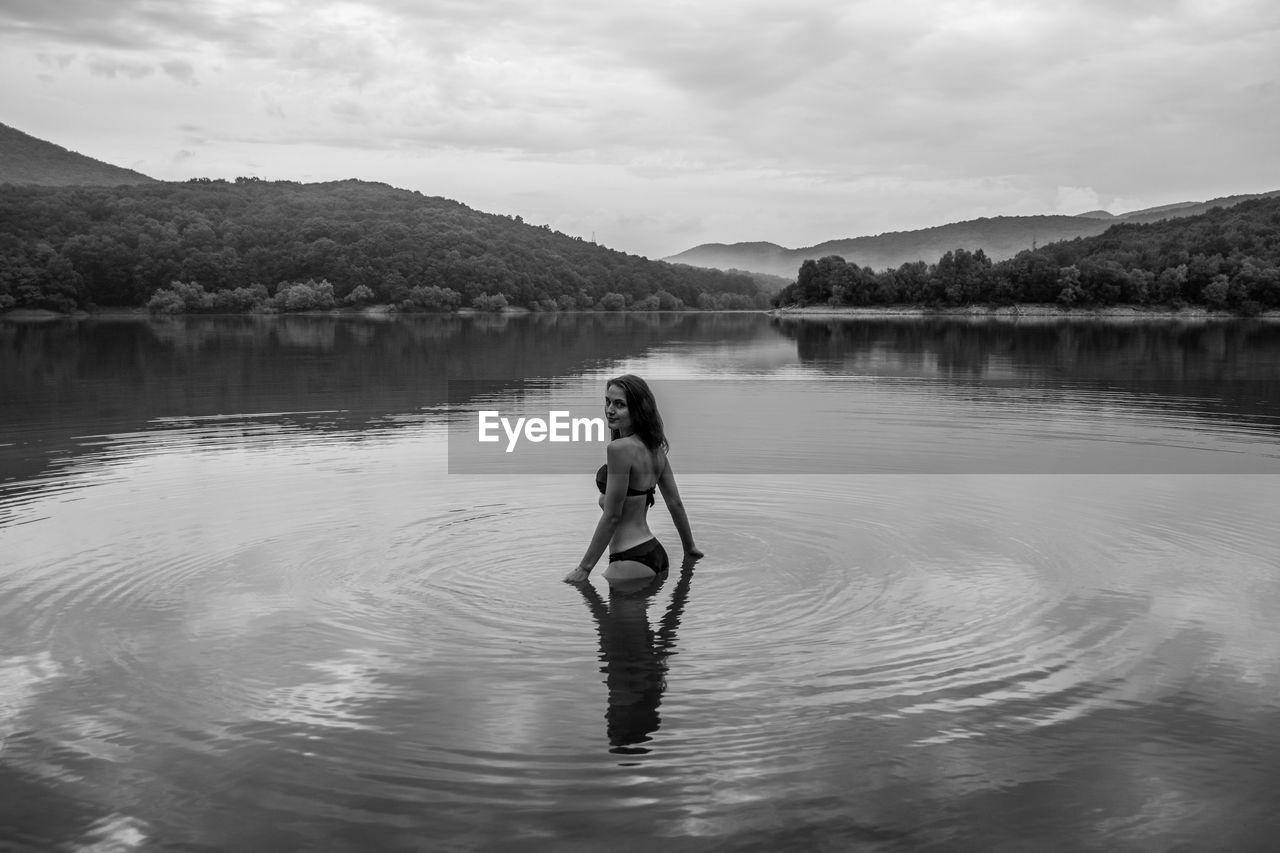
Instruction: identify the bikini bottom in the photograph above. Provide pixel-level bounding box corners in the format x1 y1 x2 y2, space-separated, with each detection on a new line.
608 538 669 573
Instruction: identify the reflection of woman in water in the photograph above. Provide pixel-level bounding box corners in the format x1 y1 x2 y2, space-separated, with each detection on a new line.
573 554 700 753
564 374 701 584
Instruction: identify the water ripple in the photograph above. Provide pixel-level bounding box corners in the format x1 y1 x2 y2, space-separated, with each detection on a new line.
3 393 1280 850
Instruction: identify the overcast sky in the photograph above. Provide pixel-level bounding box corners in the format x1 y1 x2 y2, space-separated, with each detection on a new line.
1 0 1276 258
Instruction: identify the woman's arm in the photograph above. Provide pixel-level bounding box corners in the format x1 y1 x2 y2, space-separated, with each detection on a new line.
657 456 701 557
564 441 630 582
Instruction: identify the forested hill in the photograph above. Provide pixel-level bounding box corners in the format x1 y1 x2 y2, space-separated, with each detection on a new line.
772 195 1280 313
668 191 1280 277
0 122 156 186
0 179 765 312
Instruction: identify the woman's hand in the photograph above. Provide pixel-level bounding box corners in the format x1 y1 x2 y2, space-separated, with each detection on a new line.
564 567 591 584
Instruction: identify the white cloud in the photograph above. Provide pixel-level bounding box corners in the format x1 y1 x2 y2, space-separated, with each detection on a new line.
160 58 197 85
86 55 153 79
1054 186 1104 215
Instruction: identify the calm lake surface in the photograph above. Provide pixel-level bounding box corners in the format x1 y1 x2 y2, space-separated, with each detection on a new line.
3 313 1280 851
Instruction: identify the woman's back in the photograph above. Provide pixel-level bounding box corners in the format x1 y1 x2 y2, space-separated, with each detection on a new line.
566 374 699 585
596 439 665 505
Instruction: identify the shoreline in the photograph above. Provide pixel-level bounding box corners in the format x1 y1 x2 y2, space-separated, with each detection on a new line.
5 304 1277 322
0 306 740 321
767 303 1280 321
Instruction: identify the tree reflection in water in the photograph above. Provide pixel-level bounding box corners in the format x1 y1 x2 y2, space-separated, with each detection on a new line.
574 555 699 756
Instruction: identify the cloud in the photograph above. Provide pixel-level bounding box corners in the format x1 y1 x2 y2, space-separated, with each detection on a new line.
9 0 1278 170
0 0 217 50
330 99 368 123
260 91 285 119
160 58 196 85
35 51 74 69
1 0 1277 256
595 1 858 102
176 124 209 146
1054 186 1103 215
87 55 153 79
2 0 352 58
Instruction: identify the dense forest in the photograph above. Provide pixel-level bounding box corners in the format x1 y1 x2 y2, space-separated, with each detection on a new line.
773 196 1280 314
0 178 768 313
5 172 1278 316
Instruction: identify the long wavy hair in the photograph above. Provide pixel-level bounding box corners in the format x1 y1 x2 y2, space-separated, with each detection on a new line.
607 374 668 452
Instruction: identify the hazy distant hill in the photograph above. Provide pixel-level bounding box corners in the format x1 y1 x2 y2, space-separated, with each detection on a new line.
1117 192 1280 224
0 122 156 186
667 191 1280 278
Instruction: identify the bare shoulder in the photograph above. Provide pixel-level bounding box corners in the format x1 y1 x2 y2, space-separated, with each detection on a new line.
606 435 644 465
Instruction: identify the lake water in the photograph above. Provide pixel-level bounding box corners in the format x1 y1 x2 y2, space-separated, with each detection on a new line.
3 313 1280 851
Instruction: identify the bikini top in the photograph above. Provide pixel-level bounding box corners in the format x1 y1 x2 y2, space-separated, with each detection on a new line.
596 463 657 508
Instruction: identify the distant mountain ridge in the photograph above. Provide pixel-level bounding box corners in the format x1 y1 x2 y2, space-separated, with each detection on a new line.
666 191 1280 278
0 122 156 186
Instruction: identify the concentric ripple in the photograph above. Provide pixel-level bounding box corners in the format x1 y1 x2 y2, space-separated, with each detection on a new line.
3 331 1280 848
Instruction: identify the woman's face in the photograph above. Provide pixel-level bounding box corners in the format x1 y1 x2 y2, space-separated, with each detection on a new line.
605 385 632 436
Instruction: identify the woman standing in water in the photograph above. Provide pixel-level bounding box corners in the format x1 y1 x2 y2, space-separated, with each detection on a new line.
565 375 701 584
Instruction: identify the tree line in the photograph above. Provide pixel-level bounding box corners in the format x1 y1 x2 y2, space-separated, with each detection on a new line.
773 197 1280 314
0 178 768 313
